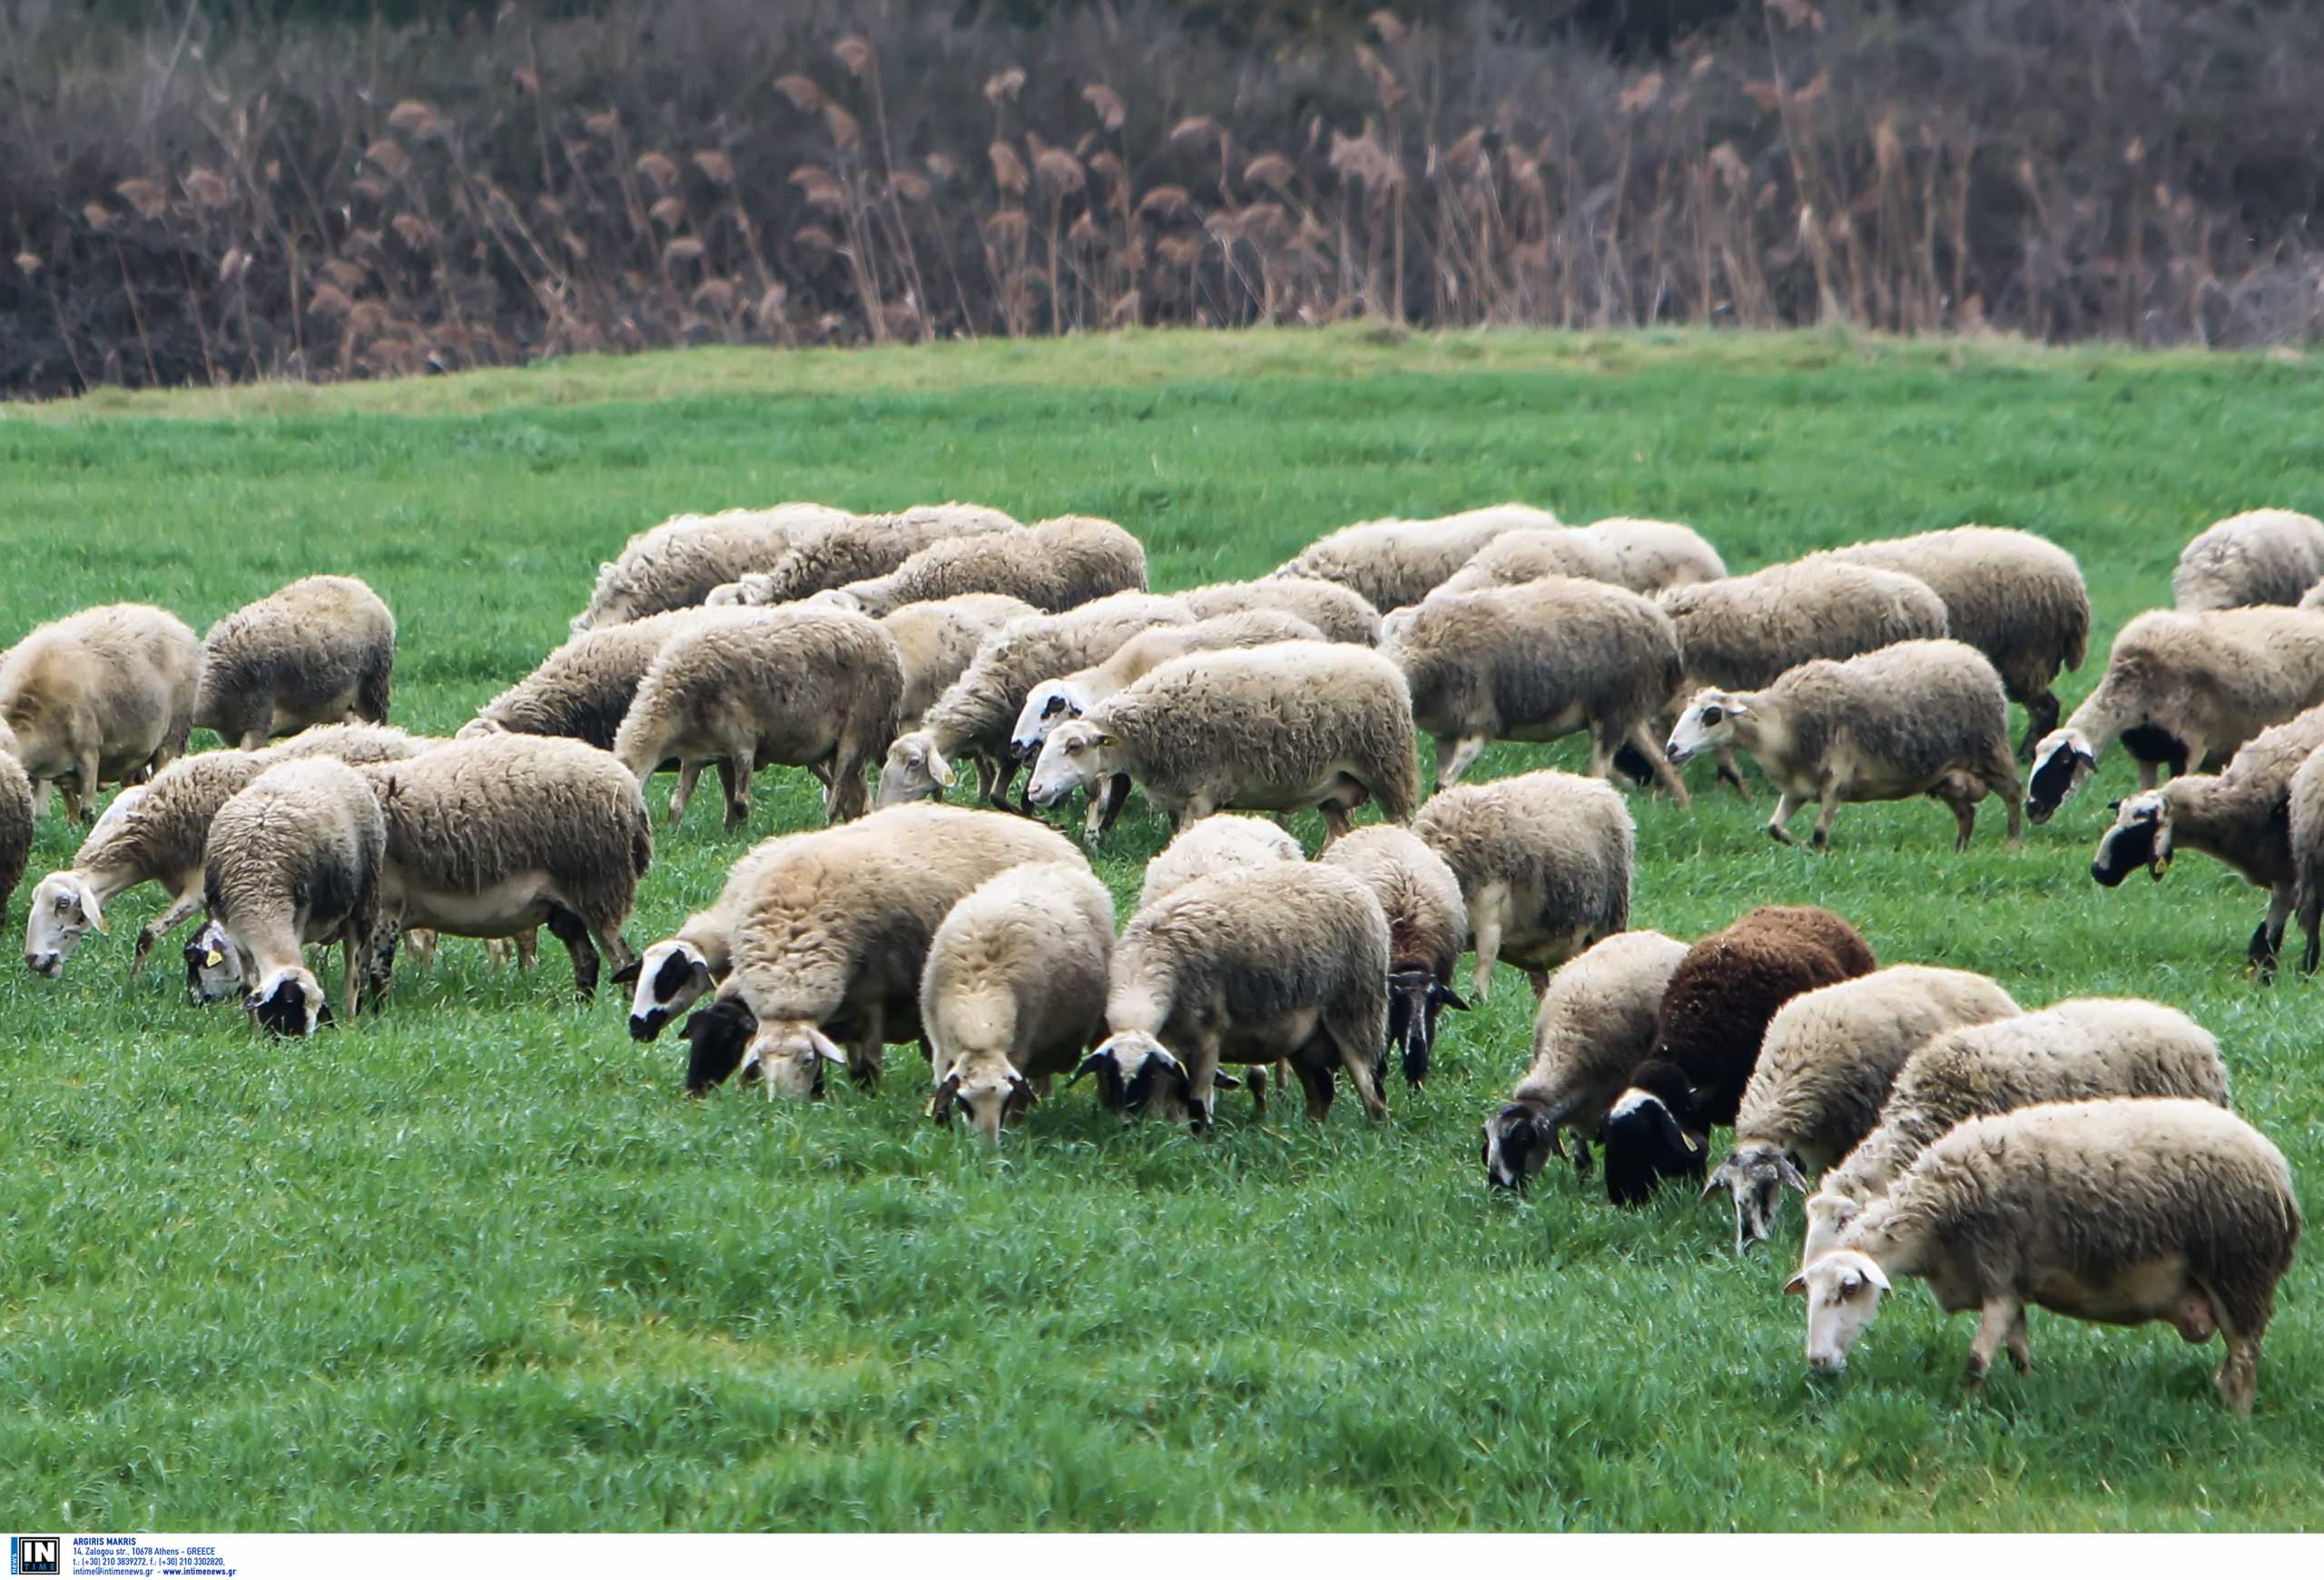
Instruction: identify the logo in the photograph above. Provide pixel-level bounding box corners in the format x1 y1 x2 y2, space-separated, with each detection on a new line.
9 1538 59 1576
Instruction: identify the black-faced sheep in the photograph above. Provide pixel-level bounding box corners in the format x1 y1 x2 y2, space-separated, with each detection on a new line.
354 734 649 1004
570 502 852 631
1482 929 1690 1192
1802 998 2229 1267
1177 577 1384 646
717 502 1021 607
616 836 792 1041
2171 509 2324 612
1317 825 1468 1088
923 862 1114 1144
1821 527 2092 753
1026 642 1420 847
879 594 1039 732
2090 701 2324 970
1649 904 1876 1128
1788 1098 2299 1413
818 515 1146 617
1273 503 1554 611
193 575 397 749
613 608 903 828
1386 576 1688 801
0 603 201 824
1077 864 1390 1131
876 593 1193 812
2026 605 2324 823
1706 964 2020 1253
1600 1059 1710 1207
202 755 385 1037
683 805 1087 1099
1413 769 1634 1003
1666 639 2024 852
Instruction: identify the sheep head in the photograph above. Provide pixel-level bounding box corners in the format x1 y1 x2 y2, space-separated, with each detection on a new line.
677 996 759 1095
1009 679 1090 761
2026 727 2099 824
1026 719 1117 809
1800 1186 1866 1267
929 1060 1038 1145
1704 1141 1810 1255
1386 970 1466 1090
247 964 332 1038
624 939 715 1042
2090 790 2172 886
1069 1031 1193 1123
743 1017 851 1100
1665 690 1750 766
185 921 245 1006
24 872 107 977
1786 1249 1892 1375
878 731 955 807
1482 1100 1557 1193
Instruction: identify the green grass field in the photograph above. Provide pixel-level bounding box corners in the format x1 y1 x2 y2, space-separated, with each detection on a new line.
3 325 2321 1531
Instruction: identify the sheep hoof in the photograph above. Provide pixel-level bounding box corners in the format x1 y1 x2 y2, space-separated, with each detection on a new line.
1767 825 1795 847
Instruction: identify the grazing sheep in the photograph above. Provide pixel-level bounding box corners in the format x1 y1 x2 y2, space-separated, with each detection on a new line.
2172 509 2324 612
1802 998 2229 1266
1009 609 1324 766
1649 905 1876 1128
1706 965 2022 1253
616 837 793 1042
1386 577 1689 800
1024 642 1422 845
0 745 30 926
1318 825 1469 1088
1821 527 2092 752
1482 930 1690 1192
23 749 271 979
818 515 1146 617
358 734 652 1005
1178 577 1384 646
461 607 754 751
1789 1098 2299 1413
1583 518 1728 593
202 756 385 1037
1600 1059 1711 1208
718 502 1021 607
879 594 1039 732
2287 743 2324 974
2091 702 2324 970
1665 639 2024 852
1654 558 1948 790
683 805 1087 1099
0 603 201 823
1435 518 1725 598
1274 503 1555 611
923 863 1115 1144
613 608 903 828
2025 606 2324 822
1414 769 1636 1004
266 722 438 765
570 502 852 631
1075 864 1391 1131
193 575 397 749
1138 814 1305 910
876 593 1194 812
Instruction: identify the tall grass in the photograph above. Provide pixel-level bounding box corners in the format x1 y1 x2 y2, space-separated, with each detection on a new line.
6 0 2324 398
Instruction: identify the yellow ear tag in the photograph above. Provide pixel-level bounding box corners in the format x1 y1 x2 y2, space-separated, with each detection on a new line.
205 950 224 967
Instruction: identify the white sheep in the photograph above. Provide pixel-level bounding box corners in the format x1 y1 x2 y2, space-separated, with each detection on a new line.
193 575 397 749
571 502 852 630
1177 577 1384 646
815 515 1146 617
879 594 1039 732
1317 825 1469 1088
1273 503 1555 611
0 603 202 823
2171 509 2324 612
718 502 1022 607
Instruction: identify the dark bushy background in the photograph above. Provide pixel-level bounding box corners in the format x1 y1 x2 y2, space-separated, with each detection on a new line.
5 0 2319 397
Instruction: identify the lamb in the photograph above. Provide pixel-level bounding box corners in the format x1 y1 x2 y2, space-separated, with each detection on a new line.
714 502 1021 607
1008 609 1324 765
1413 769 1636 1003
876 593 1194 812
1434 518 1725 598
2025 606 2324 823
201 756 385 1037
923 863 1115 1144
679 804 1087 1099
816 515 1146 617
461 608 756 751
1137 814 1305 911
878 594 1039 731
1074 863 1390 1131
1177 577 1384 646
193 575 397 749
1482 930 1690 1191
2171 509 2324 612
1385 577 1688 800
2090 701 2324 970
570 502 852 630
613 608 903 828
1665 638 2024 852
1705 965 2022 1253
1788 1099 2299 1413
1024 642 1421 846
616 835 794 1041
1273 503 1556 611
1820 527 2092 753
1600 1060 1711 1207
0 603 201 823
356 734 652 1005
1648 905 1876 1128
1317 825 1469 1088
0 744 30 927
1802 998 2229 1267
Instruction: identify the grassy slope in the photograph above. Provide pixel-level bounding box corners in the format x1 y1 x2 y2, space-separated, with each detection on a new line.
1 326 2320 1531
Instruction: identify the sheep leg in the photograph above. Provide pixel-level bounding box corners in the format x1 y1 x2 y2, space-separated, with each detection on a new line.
364 917 401 1011
1243 1062 1267 1114
1525 967 1550 998
132 891 202 976
973 755 1001 805
71 750 102 824
2135 758 2161 791
516 927 539 971
1933 772 1979 854
543 905 602 1003
1622 723 1690 808
2005 1308 2033 1375
1186 1035 1221 1133
1965 1293 2024 1389
1765 792 1806 845
1091 773 1132 838
2215 1333 2261 1416
1470 916 1502 1005
1808 785 1843 851
718 747 755 830
2261 884 2292 973
1435 734 1487 791
851 1004 886 1090
1318 801 1356 848
2018 690 2061 763
1291 1056 1335 1124
1715 746 1750 796
1331 1021 1390 1122
1569 1130 1594 1180
667 760 704 827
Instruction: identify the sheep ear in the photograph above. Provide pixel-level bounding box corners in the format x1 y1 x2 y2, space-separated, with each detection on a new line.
1861 1261 1891 1293
928 1071 961 1123
929 749 955 787
1212 1071 1243 1091
1431 984 1470 1012
1007 1071 1038 1110
1777 1156 1810 1194
807 1026 850 1066
1699 1160 1733 1201
79 882 107 934
1783 1270 1809 1297
1067 1051 1109 1087
611 958 643 988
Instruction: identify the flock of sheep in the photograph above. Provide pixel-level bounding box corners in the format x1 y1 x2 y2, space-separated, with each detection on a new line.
3 498 2316 1415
